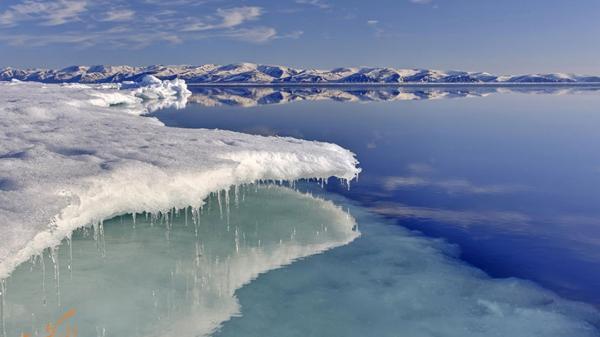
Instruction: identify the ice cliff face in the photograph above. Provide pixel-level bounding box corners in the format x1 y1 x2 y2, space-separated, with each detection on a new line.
2 63 600 84
0 77 360 280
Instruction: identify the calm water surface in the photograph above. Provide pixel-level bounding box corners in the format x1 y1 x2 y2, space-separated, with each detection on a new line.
152 86 600 307
3 86 600 337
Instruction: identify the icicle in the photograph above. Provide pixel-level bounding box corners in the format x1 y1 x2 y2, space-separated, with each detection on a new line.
50 247 61 307
225 187 231 230
206 193 211 212
194 208 200 238
132 212 137 229
184 206 188 227
92 219 107 258
234 185 239 208
100 220 106 258
0 279 6 337
165 210 170 230
92 221 98 242
41 250 47 306
28 255 36 272
67 235 73 278
217 189 223 219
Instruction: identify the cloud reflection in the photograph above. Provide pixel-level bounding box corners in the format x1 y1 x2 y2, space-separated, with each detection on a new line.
371 202 530 228
381 176 528 195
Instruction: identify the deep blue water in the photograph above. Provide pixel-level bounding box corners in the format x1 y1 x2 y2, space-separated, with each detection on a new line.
151 86 600 307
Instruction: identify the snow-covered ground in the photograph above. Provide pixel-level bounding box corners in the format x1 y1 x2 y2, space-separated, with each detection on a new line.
0 77 360 280
2 63 600 84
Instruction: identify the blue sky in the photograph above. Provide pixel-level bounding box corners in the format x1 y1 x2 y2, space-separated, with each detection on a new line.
0 0 598 74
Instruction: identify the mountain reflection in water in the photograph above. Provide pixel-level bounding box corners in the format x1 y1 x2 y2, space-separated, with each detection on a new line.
186 85 600 107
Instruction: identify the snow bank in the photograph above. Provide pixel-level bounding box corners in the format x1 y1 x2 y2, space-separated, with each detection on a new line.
0 79 360 280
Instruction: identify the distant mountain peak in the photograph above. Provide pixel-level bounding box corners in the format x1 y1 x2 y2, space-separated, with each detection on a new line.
1 63 599 84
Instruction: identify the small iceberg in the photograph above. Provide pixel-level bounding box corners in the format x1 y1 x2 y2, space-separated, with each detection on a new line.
121 74 192 101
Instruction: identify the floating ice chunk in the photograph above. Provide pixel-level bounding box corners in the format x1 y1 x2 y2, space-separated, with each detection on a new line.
88 91 142 109
112 75 192 113
0 80 360 280
121 75 192 101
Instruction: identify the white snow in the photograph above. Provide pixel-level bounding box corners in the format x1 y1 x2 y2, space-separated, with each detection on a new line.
0 79 360 280
121 74 192 100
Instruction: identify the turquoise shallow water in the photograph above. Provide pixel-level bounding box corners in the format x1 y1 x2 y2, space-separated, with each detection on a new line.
216 188 600 337
0 186 357 337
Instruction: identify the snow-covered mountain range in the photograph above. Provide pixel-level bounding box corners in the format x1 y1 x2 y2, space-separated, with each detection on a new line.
2 63 600 85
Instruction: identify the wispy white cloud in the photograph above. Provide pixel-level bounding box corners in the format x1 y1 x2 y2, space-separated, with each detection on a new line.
182 6 263 32
409 0 432 4
0 2 295 48
220 26 277 43
295 0 331 9
0 0 87 26
143 0 209 6
277 30 303 39
367 20 379 25
218 7 262 28
100 8 135 22
0 27 182 48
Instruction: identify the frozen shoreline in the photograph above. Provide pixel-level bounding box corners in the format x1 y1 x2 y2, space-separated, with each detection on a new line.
0 78 360 280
